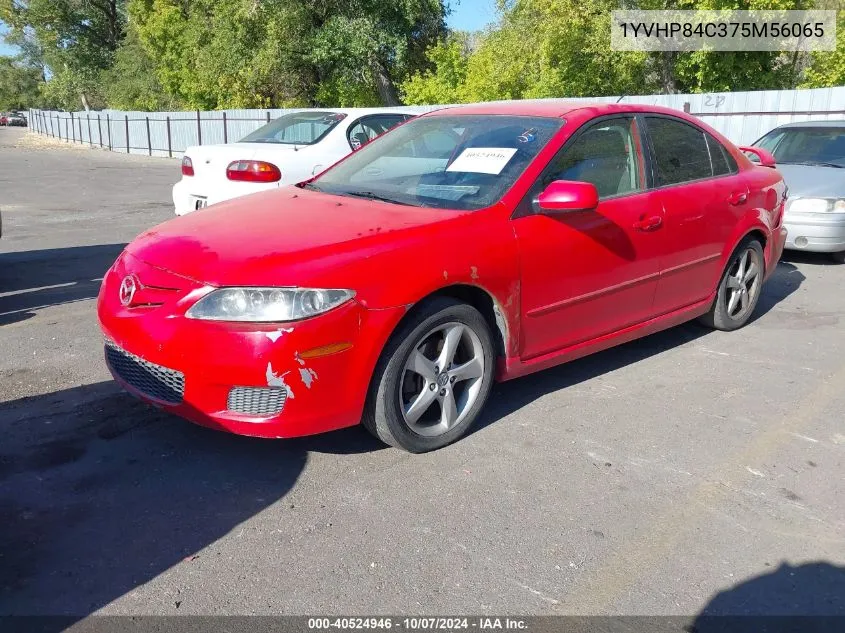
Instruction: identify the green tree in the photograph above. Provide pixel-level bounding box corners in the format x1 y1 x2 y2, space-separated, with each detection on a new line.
802 3 845 87
401 32 471 104
0 0 126 110
0 55 43 109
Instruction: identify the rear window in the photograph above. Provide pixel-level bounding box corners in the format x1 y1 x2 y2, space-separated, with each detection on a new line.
241 111 347 145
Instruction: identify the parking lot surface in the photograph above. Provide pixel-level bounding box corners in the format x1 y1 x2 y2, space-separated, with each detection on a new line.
1 126 844 618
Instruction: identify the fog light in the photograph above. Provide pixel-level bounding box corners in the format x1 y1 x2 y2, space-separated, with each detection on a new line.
794 236 809 248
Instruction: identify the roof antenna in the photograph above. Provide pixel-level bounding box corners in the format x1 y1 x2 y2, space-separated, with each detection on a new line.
616 95 626 103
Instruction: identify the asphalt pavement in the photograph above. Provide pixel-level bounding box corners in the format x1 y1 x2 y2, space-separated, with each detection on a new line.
1 126 843 620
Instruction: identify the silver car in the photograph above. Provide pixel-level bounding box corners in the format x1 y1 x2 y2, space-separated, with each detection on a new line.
751 121 845 263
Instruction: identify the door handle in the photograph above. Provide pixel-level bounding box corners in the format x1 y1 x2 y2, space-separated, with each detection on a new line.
632 215 663 231
727 190 748 205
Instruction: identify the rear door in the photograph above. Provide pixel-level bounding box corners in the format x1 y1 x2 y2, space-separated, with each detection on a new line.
643 116 746 314
513 115 666 359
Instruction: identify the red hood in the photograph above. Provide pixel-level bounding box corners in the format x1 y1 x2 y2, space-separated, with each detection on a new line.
126 187 465 287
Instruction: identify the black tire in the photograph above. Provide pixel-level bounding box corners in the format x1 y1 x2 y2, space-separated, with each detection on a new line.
362 297 496 452
699 239 765 331
830 251 845 264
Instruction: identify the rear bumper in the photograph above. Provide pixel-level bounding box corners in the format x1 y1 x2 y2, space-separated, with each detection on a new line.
172 178 281 216
783 213 845 253
765 226 788 279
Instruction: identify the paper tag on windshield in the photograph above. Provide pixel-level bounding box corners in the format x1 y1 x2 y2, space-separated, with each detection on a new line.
446 147 518 175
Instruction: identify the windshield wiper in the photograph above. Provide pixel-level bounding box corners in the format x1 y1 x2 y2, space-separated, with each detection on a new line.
779 160 844 169
341 190 415 206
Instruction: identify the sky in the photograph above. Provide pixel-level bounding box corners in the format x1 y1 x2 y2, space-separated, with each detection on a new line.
0 22 18 57
447 0 499 31
0 2 496 60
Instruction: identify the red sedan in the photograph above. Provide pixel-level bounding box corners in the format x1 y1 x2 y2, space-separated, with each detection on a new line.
98 102 787 452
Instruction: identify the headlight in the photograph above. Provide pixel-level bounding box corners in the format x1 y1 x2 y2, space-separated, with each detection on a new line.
787 198 845 214
186 287 355 322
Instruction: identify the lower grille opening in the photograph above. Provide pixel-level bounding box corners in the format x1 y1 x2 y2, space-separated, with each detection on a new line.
227 386 286 416
105 341 185 404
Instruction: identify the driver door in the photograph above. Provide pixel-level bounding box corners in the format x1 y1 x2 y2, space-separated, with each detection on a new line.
512 115 666 360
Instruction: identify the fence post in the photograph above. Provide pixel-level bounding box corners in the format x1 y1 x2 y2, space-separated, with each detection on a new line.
266 111 271 123
683 102 691 114
71 112 76 143
166 116 172 158
106 114 112 150
87 113 93 147
146 116 152 156
125 115 130 153
98 114 103 148
196 110 202 145
78 116 83 143
49 113 54 137
223 111 228 144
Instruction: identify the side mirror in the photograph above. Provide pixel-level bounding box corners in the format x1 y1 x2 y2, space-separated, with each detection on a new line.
537 180 599 213
739 146 776 168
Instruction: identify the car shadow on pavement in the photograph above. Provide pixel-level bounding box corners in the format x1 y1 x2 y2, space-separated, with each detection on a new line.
0 381 380 619
781 250 842 267
474 259 805 437
0 244 126 326
691 561 845 631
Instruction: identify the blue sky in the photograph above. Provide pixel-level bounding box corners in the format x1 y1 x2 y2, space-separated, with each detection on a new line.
0 23 18 57
0 2 496 59
447 0 498 31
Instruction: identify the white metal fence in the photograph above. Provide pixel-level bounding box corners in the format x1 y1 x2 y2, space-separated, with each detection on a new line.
27 86 845 158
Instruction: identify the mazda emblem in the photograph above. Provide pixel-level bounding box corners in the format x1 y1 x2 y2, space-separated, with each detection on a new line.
119 275 138 307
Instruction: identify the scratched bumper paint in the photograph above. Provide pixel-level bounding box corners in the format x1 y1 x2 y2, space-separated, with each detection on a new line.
97 251 405 438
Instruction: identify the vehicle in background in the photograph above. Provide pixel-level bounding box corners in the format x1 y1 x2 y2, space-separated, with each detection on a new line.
1 112 27 126
750 121 845 263
172 107 420 215
101 102 786 452
0 113 7 126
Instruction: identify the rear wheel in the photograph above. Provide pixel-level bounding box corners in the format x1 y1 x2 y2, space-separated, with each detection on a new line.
830 251 845 264
362 298 495 452
699 239 764 331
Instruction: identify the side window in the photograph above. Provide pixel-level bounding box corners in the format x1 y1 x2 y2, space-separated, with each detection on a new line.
706 133 736 176
646 116 713 186
525 116 644 206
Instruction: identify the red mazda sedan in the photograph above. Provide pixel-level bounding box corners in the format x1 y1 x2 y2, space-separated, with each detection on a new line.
98 102 787 452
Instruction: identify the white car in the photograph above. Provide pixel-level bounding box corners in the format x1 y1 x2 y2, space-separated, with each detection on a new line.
172 107 420 215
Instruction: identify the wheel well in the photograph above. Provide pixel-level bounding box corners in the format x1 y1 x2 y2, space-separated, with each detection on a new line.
405 285 508 359
746 229 767 248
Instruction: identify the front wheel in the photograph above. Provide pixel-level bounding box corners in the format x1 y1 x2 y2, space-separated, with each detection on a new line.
362 297 495 452
699 239 764 331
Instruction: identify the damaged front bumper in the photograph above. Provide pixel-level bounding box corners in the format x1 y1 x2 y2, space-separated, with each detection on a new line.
97 252 404 438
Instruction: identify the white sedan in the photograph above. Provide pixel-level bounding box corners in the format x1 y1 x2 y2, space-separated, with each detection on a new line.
172 107 421 215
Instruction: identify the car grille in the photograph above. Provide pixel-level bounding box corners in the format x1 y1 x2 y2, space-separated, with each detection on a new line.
227 387 287 416
105 341 185 405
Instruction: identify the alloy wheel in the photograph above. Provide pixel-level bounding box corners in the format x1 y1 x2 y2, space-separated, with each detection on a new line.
399 322 485 437
725 247 762 321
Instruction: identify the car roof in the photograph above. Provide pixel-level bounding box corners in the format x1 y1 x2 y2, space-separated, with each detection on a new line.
773 120 845 129
423 100 691 119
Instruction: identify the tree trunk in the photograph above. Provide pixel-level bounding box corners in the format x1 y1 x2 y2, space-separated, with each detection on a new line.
659 51 677 94
374 61 400 106
80 92 91 112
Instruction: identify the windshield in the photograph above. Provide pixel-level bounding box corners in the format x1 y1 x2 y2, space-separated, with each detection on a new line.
308 114 564 210
240 111 347 145
754 126 845 167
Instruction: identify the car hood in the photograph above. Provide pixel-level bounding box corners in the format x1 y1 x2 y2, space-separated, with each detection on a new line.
776 163 845 198
126 187 465 287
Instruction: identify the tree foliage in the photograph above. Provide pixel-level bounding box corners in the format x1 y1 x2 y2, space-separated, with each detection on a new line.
0 0 842 111
0 55 43 109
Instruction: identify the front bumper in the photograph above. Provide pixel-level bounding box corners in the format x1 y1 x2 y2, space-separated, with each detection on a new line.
98 252 404 438
783 212 845 253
